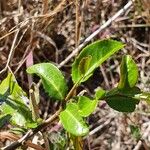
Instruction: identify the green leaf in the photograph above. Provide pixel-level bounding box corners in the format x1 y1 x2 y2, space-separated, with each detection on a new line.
26 121 40 129
0 73 34 127
106 95 138 112
59 103 89 136
118 55 138 89
27 63 68 100
72 39 124 84
77 96 98 117
130 125 141 140
106 87 141 98
11 111 28 126
105 87 140 112
95 88 106 100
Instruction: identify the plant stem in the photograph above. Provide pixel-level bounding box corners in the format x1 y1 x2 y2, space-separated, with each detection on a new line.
71 135 83 150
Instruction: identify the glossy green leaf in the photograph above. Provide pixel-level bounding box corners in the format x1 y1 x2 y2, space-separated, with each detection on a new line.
106 87 141 98
59 103 89 136
106 96 138 112
0 73 34 127
105 87 140 112
77 96 98 117
27 63 68 100
72 39 124 84
95 88 106 100
118 55 138 89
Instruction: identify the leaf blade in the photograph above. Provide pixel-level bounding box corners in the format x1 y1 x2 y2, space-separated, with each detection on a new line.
95 88 106 100
59 103 89 136
27 63 68 100
77 96 98 117
118 55 138 89
72 39 124 83
106 95 139 112
0 73 34 127
105 87 140 112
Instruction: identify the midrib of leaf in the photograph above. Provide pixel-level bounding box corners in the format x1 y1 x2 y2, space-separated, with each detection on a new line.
40 72 64 100
105 93 139 102
65 109 81 128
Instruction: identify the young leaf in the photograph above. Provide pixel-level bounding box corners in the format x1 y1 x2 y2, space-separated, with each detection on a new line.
27 63 68 100
72 39 124 84
95 88 106 100
105 87 140 112
118 55 138 89
77 96 98 117
0 73 34 127
59 103 89 136
130 125 141 140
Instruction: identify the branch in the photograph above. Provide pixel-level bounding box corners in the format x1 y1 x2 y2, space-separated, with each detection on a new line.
0 131 45 150
2 109 61 150
0 29 20 74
